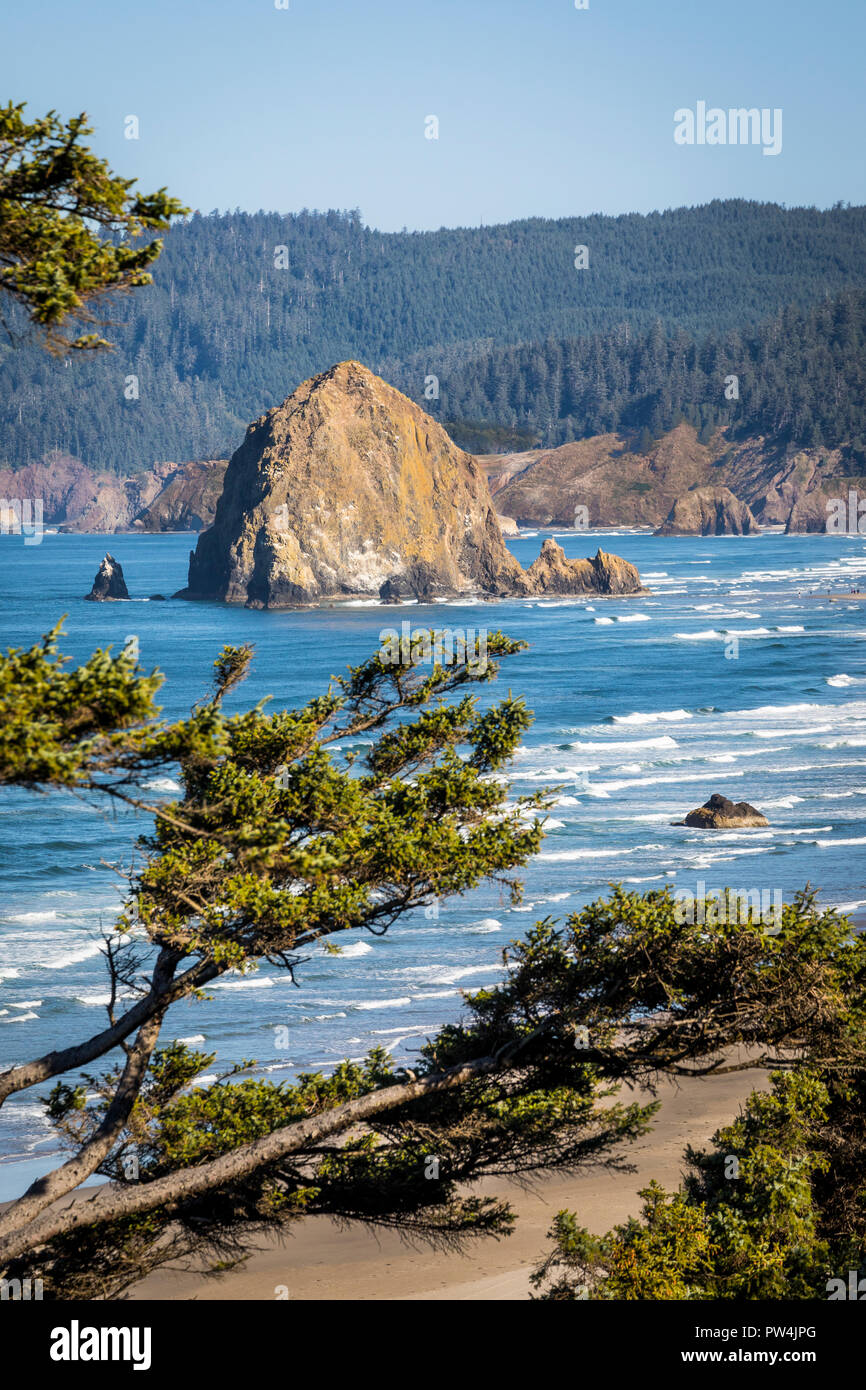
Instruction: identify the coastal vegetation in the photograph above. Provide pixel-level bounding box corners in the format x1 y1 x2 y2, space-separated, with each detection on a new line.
0 629 863 1299
2 202 865 471
0 102 186 353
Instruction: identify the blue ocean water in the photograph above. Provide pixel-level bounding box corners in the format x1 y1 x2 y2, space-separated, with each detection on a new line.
1 527 866 1197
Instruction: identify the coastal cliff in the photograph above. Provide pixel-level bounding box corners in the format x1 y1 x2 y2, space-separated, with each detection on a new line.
0 454 226 534
481 423 865 533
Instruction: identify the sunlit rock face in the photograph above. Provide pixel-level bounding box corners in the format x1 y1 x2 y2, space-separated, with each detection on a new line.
179 361 646 608
179 361 531 607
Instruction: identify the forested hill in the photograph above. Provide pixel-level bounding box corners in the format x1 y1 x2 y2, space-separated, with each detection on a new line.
1 200 865 473
406 289 866 466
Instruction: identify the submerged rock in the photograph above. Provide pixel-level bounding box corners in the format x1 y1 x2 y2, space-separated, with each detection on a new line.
85 554 129 601
655 486 760 536
177 362 646 607
678 793 769 829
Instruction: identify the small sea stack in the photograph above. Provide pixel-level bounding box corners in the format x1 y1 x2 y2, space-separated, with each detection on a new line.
675 793 769 829
85 554 129 601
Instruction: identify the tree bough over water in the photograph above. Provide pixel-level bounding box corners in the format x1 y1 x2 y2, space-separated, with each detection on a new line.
0 627 863 1298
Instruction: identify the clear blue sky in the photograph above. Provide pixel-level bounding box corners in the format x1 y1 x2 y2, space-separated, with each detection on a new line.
6 0 864 230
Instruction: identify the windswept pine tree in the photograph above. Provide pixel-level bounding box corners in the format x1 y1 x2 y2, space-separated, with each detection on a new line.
0 631 863 1298
0 102 187 352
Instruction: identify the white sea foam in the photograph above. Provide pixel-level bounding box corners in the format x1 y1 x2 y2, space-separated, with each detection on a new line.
75 992 134 1007
39 941 105 971
753 725 833 739
354 996 413 1010
538 847 636 862
142 777 182 793
574 735 678 752
610 709 692 725
212 976 275 990
328 940 373 958
371 1025 432 1037
588 769 743 794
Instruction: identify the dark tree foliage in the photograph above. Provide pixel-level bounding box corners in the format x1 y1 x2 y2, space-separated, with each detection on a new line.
418 291 866 465
0 103 186 353
1 200 864 471
531 890 866 1301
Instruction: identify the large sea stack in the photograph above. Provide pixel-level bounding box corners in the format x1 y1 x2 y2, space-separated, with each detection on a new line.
177 362 646 607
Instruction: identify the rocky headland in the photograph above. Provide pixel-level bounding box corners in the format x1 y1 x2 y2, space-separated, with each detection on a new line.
0 454 227 534
479 422 866 534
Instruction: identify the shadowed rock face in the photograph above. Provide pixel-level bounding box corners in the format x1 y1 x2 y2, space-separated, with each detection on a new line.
177 363 646 608
525 538 647 595
133 461 228 532
655 485 760 536
680 793 769 829
85 554 129 601
0 454 228 534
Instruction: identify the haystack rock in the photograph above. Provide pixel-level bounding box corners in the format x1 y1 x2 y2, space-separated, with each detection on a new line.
177 362 646 607
526 538 647 595
655 486 760 536
679 793 769 829
85 554 129 601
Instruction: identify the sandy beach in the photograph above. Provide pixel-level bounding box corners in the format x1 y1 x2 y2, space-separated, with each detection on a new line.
129 1060 767 1302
